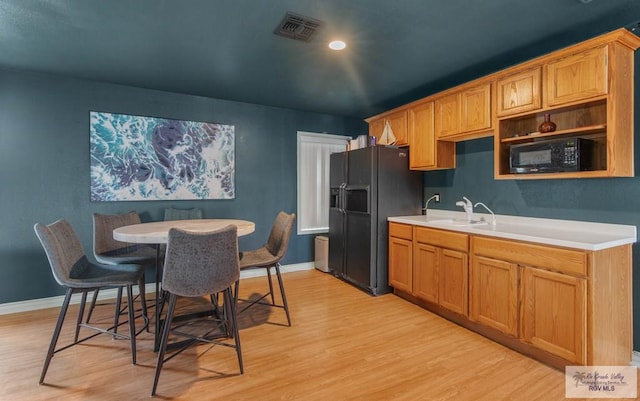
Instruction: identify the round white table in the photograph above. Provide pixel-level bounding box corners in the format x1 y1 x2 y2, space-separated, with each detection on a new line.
113 218 255 351
113 219 255 243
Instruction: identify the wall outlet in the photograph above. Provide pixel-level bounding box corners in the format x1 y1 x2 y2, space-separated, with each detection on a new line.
434 193 440 203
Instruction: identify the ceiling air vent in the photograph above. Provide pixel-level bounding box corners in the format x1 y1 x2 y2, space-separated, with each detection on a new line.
274 12 323 42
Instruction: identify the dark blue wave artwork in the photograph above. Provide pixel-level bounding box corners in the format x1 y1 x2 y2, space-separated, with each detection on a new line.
90 112 234 201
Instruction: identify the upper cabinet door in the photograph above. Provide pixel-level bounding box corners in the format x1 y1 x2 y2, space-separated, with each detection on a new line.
435 93 461 138
496 67 542 117
461 83 492 132
369 110 409 146
546 46 608 107
408 101 435 168
386 110 409 146
368 118 385 142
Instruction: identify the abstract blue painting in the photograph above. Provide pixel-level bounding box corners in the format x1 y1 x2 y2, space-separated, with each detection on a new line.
90 112 234 201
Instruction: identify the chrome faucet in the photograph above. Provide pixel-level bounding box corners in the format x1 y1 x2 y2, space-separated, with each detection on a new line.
456 196 474 222
423 194 440 218
474 202 496 226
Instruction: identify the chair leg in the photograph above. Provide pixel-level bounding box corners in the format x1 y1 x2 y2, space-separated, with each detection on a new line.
152 293 178 396
113 287 123 336
86 289 99 323
225 287 243 374
40 288 73 384
74 291 88 342
126 284 137 365
138 276 149 332
266 266 275 304
274 263 291 326
233 280 240 305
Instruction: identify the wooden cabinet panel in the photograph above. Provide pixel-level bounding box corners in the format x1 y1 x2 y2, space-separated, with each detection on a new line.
415 227 468 252
408 101 455 170
522 266 586 364
389 222 412 241
471 236 586 277
438 248 468 316
413 242 438 303
496 67 542 117
368 118 385 141
387 110 408 146
470 255 518 336
435 93 461 138
368 110 408 146
461 83 492 132
414 227 469 315
436 84 492 139
408 101 436 168
388 236 413 293
546 46 608 107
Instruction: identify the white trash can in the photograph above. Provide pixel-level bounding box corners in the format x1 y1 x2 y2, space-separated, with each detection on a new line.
314 236 329 272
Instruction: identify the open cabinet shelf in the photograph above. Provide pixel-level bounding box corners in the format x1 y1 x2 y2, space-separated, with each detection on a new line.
494 30 640 179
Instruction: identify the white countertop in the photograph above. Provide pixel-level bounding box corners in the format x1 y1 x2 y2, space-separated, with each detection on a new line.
388 210 636 251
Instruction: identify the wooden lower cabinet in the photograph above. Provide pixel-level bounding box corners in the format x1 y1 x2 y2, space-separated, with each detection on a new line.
413 243 468 315
438 249 468 316
388 236 412 293
469 255 518 337
413 242 438 303
391 224 469 316
413 227 469 316
389 224 632 369
522 266 586 364
388 223 413 293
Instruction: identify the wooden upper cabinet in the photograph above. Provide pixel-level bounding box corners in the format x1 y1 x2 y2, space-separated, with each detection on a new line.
435 93 461 138
461 83 492 132
546 46 608 107
408 102 436 168
436 83 492 139
496 67 542 117
408 101 455 170
368 118 385 142
495 31 640 179
387 110 409 146
367 110 408 146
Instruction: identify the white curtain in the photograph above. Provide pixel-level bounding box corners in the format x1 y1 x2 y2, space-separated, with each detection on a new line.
297 132 349 234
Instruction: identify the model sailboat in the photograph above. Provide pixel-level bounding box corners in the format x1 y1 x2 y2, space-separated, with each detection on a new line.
378 120 397 145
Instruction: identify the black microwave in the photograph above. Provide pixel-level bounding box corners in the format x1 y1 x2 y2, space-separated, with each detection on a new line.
509 137 595 174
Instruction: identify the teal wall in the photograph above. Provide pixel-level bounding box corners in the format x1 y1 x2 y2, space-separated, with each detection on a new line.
0 68 366 304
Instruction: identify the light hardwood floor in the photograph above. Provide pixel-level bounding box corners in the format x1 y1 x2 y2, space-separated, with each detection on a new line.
0 269 629 400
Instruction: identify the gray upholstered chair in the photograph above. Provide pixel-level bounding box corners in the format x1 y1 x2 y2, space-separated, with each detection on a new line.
237 211 295 326
163 207 203 221
34 219 145 384
93 211 158 266
152 225 243 396
91 211 157 329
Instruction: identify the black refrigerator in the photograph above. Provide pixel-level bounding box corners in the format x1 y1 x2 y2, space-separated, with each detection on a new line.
328 145 422 295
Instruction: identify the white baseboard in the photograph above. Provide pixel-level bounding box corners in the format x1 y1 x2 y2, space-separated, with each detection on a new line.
0 262 314 316
632 351 640 367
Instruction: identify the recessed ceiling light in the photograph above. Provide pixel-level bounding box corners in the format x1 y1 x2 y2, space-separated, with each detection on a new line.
329 40 346 50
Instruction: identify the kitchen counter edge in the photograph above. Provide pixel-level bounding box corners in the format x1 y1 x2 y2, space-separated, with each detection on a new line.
388 210 637 251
